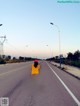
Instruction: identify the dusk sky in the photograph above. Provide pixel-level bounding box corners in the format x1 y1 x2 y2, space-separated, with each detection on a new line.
0 0 80 59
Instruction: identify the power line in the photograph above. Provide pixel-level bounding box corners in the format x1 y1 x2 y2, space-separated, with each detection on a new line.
5 40 22 53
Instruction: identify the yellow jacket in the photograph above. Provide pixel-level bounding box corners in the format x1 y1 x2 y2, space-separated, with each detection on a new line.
31 64 40 75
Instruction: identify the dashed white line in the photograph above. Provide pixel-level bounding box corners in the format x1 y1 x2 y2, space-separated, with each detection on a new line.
46 62 80 106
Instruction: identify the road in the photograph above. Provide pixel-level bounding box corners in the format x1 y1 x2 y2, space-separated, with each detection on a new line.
0 61 80 106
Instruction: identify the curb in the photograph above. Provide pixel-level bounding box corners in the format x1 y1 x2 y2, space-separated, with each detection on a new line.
50 62 80 80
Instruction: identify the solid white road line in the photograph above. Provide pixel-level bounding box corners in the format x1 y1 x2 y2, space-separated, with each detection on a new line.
46 62 80 106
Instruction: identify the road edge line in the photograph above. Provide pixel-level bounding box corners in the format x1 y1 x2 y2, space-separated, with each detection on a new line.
46 62 80 106
50 62 80 80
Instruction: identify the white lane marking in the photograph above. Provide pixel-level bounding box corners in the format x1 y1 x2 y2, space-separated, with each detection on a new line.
46 62 80 106
0 63 31 77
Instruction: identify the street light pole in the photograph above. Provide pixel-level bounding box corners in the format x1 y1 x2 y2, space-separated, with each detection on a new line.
50 22 61 68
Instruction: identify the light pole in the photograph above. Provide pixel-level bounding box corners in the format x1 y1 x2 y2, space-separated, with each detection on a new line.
50 22 61 68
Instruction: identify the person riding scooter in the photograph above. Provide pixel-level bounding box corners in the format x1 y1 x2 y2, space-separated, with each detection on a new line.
31 60 40 75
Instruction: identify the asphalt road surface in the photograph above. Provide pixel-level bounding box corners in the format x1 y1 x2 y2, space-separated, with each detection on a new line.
0 61 80 106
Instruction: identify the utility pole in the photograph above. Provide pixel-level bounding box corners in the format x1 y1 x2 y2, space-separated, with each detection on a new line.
50 22 61 68
0 36 6 58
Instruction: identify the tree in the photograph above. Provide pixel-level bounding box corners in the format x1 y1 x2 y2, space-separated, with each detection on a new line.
73 50 80 61
19 56 24 61
67 52 73 60
13 57 16 60
7 55 11 60
2 55 6 59
5 55 11 61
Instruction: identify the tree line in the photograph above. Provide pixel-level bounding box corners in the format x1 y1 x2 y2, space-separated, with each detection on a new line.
46 50 80 68
0 55 36 64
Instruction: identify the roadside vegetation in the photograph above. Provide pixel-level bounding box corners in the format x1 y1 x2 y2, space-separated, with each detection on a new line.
46 50 80 68
0 55 36 64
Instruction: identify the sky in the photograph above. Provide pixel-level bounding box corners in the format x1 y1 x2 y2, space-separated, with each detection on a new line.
0 0 80 59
